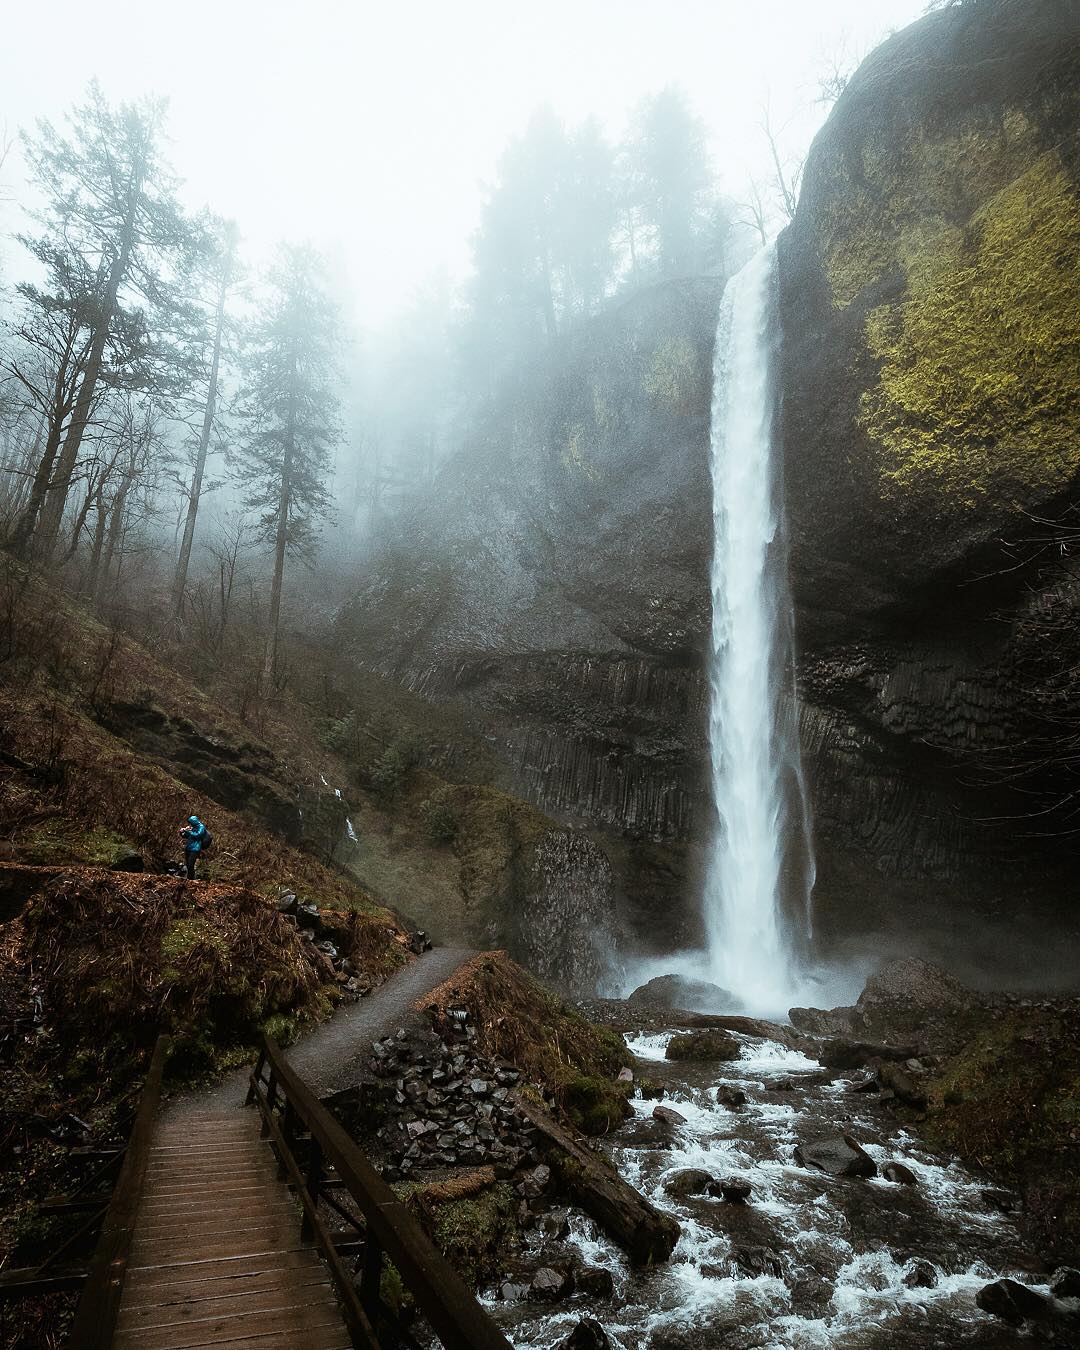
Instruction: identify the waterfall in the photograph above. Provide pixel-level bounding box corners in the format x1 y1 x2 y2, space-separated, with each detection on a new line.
702 243 814 1014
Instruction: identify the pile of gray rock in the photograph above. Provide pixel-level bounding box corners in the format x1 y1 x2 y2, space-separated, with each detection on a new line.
335 1017 547 1184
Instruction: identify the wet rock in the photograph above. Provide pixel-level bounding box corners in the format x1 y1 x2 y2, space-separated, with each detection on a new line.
628 974 739 1013
715 1084 747 1109
652 1105 687 1126
499 1281 530 1301
976 1278 1051 1324
858 958 975 1013
712 1177 752 1203
819 1038 917 1071
276 890 298 914
903 1259 938 1289
536 1208 571 1240
520 1164 552 1198
638 1077 666 1100
876 1060 927 1108
1049 1266 1080 1299
571 1263 616 1299
662 1168 714 1199
664 1030 741 1062
617 1066 634 1083
882 1161 919 1185
773 1079 797 1092
529 1266 573 1301
719 1245 784 1280
981 1188 1020 1213
794 1133 877 1179
788 1004 857 1037
560 1317 611 1350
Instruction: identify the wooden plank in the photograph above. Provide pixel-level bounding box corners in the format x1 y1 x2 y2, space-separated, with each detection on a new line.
117 1275 331 1323
116 1280 335 1330
113 1302 345 1349
124 1250 323 1292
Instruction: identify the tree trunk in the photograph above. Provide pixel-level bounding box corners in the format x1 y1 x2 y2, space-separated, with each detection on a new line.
94 476 131 606
174 269 229 612
511 1093 680 1265
33 183 140 563
83 489 108 598
9 365 71 557
263 350 297 680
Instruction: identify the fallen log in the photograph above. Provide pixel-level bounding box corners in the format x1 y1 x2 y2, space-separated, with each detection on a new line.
512 1093 680 1265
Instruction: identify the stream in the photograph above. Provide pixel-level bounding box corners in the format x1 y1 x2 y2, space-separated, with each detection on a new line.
489 1027 1047 1348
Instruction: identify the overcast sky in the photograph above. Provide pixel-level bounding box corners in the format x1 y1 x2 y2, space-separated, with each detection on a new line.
1 0 927 326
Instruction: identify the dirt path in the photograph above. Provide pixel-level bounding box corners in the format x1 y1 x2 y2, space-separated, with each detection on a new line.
164 945 474 1118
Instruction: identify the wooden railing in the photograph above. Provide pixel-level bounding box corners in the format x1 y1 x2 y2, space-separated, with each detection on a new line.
247 1036 513 1350
66 1034 171 1349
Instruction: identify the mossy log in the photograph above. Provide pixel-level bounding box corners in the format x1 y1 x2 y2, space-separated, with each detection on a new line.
512 1093 680 1265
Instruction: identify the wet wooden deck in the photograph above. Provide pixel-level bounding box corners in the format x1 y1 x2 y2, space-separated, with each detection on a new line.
113 1111 350 1350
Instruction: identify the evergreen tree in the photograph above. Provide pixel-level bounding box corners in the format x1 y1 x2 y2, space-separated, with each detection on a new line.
16 81 196 561
621 87 713 277
232 245 341 677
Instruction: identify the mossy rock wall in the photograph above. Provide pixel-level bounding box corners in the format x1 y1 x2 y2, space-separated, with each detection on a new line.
780 0 1080 623
776 1 1080 979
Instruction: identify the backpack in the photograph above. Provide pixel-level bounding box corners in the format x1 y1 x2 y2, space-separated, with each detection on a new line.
200 827 213 852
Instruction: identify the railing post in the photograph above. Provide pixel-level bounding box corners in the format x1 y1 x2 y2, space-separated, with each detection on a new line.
278 1100 294 1180
359 1230 383 1323
301 1137 323 1242
245 1047 266 1106
261 1070 277 1138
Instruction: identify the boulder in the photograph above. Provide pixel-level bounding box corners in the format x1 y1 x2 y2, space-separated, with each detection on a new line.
732 1245 785 1280
571 1264 615 1299
819 1038 916 1071
903 1260 938 1290
858 959 975 1014
794 1134 877 1179
882 1161 919 1186
788 1005 857 1037
976 1278 1051 1325
1049 1267 1080 1299
628 975 739 1013
652 1105 687 1127
715 1084 747 1109
662 1168 714 1200
875 1062 927 1108
560 1318 611 1350
638 1077 665 1100
499 1281 530 1301
665 1030 741 1062
529 1266 573 1302
712 1177 752 1203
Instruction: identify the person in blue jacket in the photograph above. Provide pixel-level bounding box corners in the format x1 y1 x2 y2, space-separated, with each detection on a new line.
180 814 209 879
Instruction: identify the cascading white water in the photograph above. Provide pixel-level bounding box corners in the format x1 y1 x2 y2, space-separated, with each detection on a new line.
703 243 813 1012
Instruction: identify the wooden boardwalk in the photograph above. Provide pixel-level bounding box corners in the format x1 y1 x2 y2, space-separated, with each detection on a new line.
113 1110 351 1350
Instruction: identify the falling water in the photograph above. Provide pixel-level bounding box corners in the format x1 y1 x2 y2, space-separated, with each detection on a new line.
703 243 814 1013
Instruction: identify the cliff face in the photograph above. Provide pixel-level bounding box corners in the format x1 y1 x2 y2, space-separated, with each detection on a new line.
779 0 1080 978
340 279 721 859
341 0 1080 982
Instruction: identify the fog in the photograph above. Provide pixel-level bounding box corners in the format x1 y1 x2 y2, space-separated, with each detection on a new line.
2 0 926 324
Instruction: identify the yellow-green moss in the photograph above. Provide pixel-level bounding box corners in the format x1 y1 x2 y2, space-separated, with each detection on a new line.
859 147 1080 505
820 109 1041 308
643 336 703 415
428 1183 517 1281
160 917 230 966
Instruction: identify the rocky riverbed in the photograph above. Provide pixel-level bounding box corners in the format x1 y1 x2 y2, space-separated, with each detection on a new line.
490 1025 1078 1348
